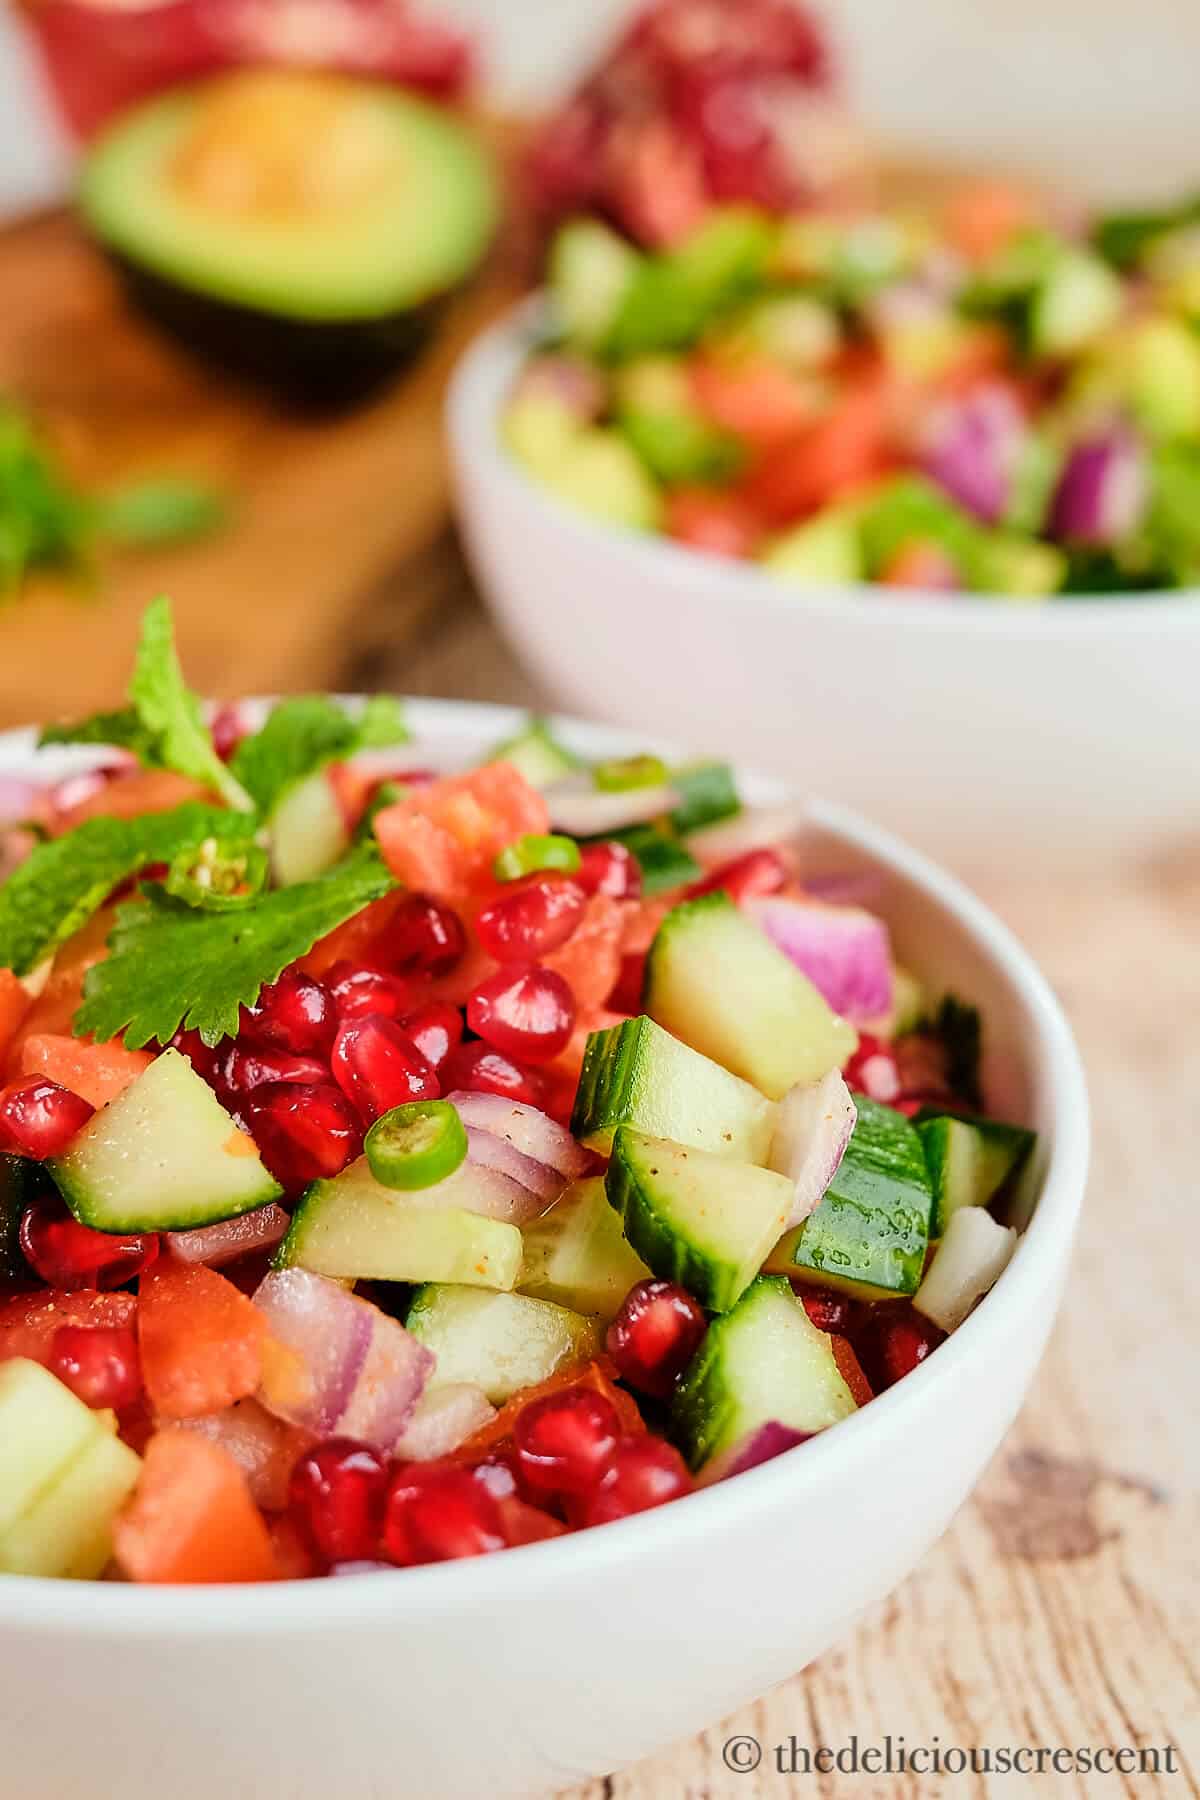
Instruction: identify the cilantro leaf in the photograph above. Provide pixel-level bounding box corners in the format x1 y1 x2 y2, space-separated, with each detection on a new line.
230 694 409 816
130 596 252 812
0 803 252 976
38 708 159 761
76 845 397 1048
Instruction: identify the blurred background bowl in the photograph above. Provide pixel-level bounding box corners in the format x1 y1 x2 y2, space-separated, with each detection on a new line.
450 298 1200 873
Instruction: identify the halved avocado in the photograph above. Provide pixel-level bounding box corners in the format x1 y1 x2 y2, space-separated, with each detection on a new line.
79 71 499 407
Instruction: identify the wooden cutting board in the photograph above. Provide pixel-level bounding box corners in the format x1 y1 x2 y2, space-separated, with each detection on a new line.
0 204 525 729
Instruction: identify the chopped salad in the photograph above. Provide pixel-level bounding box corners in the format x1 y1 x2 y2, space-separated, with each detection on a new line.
0 601 1033 1583
502 184 1200 596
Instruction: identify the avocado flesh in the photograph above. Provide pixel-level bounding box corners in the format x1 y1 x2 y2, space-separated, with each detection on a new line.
79 73 498 403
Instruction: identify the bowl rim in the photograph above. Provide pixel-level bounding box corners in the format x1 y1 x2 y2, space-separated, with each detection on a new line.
0 696 1089 1634
448 293 1200 631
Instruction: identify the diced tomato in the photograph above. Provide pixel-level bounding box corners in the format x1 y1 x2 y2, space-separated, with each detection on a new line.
690 353 823 447
542 893 629 1014
268 1512 321 1580
374 766 550 904
456 1357 645 1461
112 1429 280 1584
942 180 1040 265
16 1035 153 1109
0 971 30 1069
743 377 892 524
52 770 210 835
497 1496 569 1546
664 487 764 560
5 907 120 1073
548 1006 628 1092
300 890 409 979
138 1263 267 1420
0 1288 136 1366
180 1397 313 1512
831 1333 874 1408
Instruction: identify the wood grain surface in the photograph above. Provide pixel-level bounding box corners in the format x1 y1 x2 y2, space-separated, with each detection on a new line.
372 546 1200 1800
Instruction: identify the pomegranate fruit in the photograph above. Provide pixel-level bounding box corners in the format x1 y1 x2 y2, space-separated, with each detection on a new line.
330 1013 439 1124
289 1439 388 1566
466 965 576 1064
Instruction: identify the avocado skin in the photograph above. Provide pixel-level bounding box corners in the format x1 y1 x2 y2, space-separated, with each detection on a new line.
109 252 448 411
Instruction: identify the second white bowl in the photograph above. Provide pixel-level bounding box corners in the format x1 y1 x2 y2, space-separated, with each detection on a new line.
449 300 1200 872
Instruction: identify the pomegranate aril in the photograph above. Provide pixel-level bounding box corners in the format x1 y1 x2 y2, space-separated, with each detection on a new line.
606 953 647 1016
288 1438 388 1566
573 1435 693 1528
855 1308 945 1392
331 1013 439 1125
687 847 788 904
468 1449 520 1501
220 1045 330 1095
383 1463 506 1565
577 839 643 901
18 1197 159 1292
398 1001 463 1070
242 969 336 1056
375 893 466 978
246 1081 360 1190
209 703 247 763
0 1080 94 1159
47 1322 142 1411
843 1034 902 1104
799 1289 855 1334
606 1278 708 1399
475 874 587 963
513 1386 622 1498
466 964 576 1065
438 1041 545 1107
327 962 411 1022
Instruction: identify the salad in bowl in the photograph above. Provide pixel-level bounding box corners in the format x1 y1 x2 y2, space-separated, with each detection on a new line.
501 186 1200 598
0 600 1043 1586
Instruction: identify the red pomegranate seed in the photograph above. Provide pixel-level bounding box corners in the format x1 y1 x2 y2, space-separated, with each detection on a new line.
856 1309 945 1391
687 848 788 904
169 1028 223 1087
843 1034 902 1104
327 962 411 1022
18 1198 159 1292
383 1463 506 1565
438 1041 545 1106
466 965 576 1064
606 1278 707 1398
47 1322 142 1410
513 1387 622 1498
498 1496 569 1546
220 1045 330 1095
209 704 247 762
289 1438 388 1565
375 893 467 978
0 1080 94 1160
246 1081 360 1189
573 1435 693 1528
606 952 647 1016
243 969 336 1056
475 875 587 963
468 1449 520 1501
331 1013 440 1124
398 1001 463 1069
577 840 643 900
800 1289 855 1334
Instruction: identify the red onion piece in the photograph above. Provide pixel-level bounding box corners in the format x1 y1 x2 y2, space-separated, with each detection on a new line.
768 1071 857 1226
393 1383 496 1460
747 897 893 1025
919 382 1027 525
447 1093 591 1182
1049 429 1148 546
463 1126 564 1205
253 1269 373 1436
801 869 885 908
254 1269 432 1451
0 778 42 826
543 773 680 837
699 1420 812 1486
180 1398 307 1511
165 1204 290 1268
399 1154 548 1227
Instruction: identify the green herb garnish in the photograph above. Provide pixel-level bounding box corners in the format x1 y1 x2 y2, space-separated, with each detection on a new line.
230 694 408 816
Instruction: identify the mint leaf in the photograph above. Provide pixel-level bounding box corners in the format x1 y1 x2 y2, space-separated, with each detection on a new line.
231 694 408 816
76 845 397 1048
38 708 159 761
92 480 227 548
0 803 251 976
129 596 252 811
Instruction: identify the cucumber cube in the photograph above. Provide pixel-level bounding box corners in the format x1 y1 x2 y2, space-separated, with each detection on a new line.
0 1428 140 1579
0 1359 106 1537
520 1177 650 1321
914 1111 1035 1237
405 1286 600 1403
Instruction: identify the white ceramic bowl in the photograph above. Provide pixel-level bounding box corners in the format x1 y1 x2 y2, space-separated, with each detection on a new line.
448 299 1200 872
0 700 1088 1800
